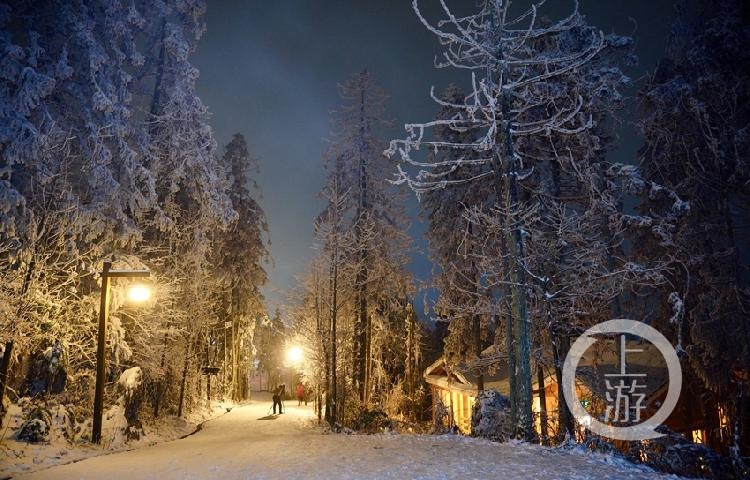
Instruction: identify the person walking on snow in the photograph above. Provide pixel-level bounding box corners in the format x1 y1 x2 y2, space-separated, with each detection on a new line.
296 383 306 406
272 384 285 414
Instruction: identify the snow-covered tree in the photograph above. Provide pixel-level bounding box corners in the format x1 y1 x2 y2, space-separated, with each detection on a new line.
635 0 750 460
213 133 269 400
0 0 159 416
0 0 252 434
387 0 637 440
313 169 355 427
126 0 241 415
289 257 331 423
419 85 495 393
254 307 285 390
324 71 414 409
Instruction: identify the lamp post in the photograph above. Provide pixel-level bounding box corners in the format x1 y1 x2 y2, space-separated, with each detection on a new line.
92 261 150 444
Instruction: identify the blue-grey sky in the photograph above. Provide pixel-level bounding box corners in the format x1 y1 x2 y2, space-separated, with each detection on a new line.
191 0 673 315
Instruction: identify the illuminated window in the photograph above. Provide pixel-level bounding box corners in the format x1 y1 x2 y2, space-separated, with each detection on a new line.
691 429 705 444
718 405 730 441
718 405 729 428
533 397 542 435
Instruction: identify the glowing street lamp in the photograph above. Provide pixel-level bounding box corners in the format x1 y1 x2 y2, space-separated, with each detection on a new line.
286 345 303 365
92 261 151 444
126 283 152 303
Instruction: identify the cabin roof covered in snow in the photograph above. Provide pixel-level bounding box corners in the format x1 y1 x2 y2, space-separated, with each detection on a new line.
424 338 670 400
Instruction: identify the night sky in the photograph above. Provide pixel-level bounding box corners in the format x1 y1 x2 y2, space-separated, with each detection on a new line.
191 0 674 316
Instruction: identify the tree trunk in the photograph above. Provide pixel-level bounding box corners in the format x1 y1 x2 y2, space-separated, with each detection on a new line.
355 81 371 406
153 328 169 417
340 365 347 427
492 144 517 432
356 269 368 404
148 19 167 125
473 314 484 394
546 155 575 441
177 339 190 417
329 241 339 428
493 88 533 441
551 330 573 440
231 290 240 401
316 384 322 424
223 324 228 397
468 231 484 395
406 304 415 397
505 159 533 441
315 271 325 425
0 341 13 414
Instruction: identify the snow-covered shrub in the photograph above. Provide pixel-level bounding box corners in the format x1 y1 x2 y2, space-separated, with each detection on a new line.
341 393 363 428
103 404 129 448
383 382 407 418
353 408 391 434
43 340 67 394
626 427 735 479
97 367 146 446
16 405 52 443
433 397 452 434
117 366 145 441
471 389 511 442
558 433 621 456
383 382 429 425
49 404 75 442
23 339 68 396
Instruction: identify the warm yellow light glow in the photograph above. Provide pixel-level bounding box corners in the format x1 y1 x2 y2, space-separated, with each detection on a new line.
127 284 152 302
286 346 303 364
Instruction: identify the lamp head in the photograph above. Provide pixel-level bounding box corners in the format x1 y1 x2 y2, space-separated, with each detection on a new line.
127 283 152 302
286 346 303 364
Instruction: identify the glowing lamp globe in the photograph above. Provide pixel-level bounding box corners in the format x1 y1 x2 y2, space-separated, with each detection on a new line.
127 284 152 302
287 346 303 364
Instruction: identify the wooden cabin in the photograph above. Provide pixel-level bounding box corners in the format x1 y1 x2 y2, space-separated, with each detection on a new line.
423 347 518 434
425 338 746 457
424 339 687 441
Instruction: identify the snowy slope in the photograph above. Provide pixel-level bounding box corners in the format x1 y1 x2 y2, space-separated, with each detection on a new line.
10 393 680 480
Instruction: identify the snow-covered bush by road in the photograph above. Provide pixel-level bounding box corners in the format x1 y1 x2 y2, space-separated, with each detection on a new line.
471 389 512 442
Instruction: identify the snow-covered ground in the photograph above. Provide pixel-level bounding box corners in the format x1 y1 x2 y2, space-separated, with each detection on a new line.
0 398 233 478
5 393 681 480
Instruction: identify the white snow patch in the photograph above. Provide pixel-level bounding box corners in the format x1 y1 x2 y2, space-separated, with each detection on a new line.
118 366 143 392
0 397 233 478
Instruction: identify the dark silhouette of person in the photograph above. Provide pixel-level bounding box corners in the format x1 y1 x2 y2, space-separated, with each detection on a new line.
272 384 285 414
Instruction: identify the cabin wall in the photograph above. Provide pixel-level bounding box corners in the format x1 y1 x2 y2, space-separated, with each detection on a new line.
431 385 474 434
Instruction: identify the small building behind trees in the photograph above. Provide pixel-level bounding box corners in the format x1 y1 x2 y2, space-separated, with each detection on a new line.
424 337 728 454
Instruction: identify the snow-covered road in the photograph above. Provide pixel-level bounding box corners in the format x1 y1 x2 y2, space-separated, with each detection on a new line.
13 393 678 479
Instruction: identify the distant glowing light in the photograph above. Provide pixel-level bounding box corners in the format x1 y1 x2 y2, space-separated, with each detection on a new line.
286 346 303 364
127 284 152 302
